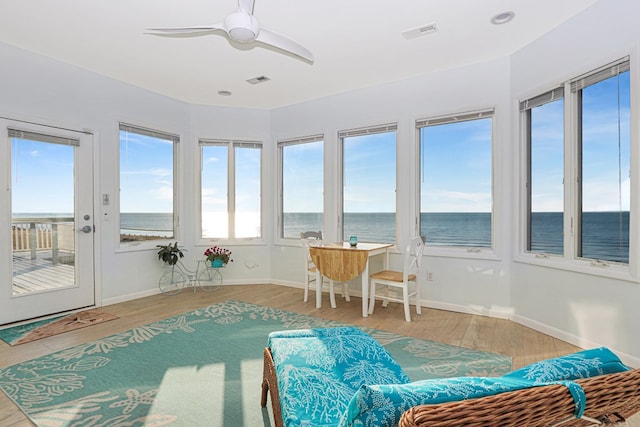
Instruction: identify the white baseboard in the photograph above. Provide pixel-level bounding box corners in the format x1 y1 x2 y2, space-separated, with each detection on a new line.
101 288 160 307
101 280 300 308
511 314 640 368
420 299 513 320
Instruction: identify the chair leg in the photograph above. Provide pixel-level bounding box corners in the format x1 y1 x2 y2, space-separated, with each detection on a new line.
303 275 309 302
343 283 351 302
368 280 377 315
382 286 390 308
414 280 422 316
403 285 411 322
261 379 269 407
329 279 337 309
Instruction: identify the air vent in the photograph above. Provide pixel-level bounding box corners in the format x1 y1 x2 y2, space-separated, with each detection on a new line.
402 22 438 40
246 75 271 85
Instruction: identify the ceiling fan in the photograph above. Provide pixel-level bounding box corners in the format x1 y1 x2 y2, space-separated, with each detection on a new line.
147 0 314 63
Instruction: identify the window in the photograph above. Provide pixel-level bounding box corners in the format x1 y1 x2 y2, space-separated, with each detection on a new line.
417 110 494 248
340 124 396 243
278 135 324 239
119 124 178 243
201 142 228 238
573 59 630 264
200 139 262 239
521 88 565 256
520 58 630 266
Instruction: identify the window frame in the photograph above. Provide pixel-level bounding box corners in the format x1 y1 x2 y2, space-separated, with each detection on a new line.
571 58 630 266
117 122 179 249
198 138 264 244
516 57 635 282
276 134 324 243
520 87 565 258
338 123 398 244
416 109 498 259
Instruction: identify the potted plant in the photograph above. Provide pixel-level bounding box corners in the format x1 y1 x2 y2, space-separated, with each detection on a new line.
156 242 184 266
204 245 233 267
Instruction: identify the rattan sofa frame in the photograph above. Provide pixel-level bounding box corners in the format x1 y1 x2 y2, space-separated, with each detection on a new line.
261 347 284 427
399 368 640 427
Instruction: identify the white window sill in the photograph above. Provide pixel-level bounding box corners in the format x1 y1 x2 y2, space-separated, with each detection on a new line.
513 253 637 283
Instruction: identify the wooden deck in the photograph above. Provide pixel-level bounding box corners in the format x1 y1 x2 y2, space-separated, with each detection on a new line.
12 250 75 295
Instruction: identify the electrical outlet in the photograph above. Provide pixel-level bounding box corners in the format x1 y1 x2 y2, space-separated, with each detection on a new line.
426 272 434 281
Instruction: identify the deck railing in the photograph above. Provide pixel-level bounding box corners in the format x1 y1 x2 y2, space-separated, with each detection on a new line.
12 218 75 264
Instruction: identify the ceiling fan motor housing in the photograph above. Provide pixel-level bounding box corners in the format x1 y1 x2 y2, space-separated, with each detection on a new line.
225 11 260 42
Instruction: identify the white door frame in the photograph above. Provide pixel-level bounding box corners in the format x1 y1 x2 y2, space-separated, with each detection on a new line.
0 118 96 324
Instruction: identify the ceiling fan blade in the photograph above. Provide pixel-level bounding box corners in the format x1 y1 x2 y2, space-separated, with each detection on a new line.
146 23 225 35
256 28 314 62
237 0 255 15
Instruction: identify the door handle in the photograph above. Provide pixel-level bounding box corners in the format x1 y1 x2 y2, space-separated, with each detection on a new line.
80 225 94 233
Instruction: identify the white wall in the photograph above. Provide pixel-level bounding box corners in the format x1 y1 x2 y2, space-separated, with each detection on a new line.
510 0 640 364
270 58 514 318
0 41 271 305
1 0 639 364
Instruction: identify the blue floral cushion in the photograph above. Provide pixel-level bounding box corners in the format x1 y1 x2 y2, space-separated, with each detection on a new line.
503 347 629 383
268 327 411 427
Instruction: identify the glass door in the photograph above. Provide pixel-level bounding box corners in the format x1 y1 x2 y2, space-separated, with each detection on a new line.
0 120 95 324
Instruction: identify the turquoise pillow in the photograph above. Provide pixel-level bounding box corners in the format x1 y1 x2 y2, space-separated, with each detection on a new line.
269 327 411 427
339 347 624 427
504 347 629 383
339 376 538 427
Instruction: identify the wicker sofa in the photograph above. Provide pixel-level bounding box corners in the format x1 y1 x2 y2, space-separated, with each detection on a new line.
261 327 640 427
399 368 640 426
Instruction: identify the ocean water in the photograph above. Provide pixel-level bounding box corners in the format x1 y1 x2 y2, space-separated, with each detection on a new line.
11 213 174 238
120 212 174 237
285 212 629 264
13 212 629 263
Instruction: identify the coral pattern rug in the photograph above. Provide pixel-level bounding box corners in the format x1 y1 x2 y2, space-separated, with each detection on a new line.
0 309 118 346
0 300 511 427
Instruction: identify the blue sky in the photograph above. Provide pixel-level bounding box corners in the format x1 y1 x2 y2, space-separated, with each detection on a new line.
282 140 323 212
119 129 174 213
11 71 631 216
343 132 396 213
11 139 74 213
531 72 630 212
420 118 493 213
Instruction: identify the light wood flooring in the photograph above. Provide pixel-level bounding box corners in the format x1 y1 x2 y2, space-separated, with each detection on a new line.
0 284 623 426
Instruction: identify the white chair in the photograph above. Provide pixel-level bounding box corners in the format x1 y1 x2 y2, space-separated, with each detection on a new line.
368 236 424 322
301 231 350 308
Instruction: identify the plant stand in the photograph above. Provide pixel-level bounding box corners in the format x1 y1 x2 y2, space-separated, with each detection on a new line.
195 260 223 292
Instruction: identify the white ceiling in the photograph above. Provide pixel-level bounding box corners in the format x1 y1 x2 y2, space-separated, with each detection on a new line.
0 0 598 109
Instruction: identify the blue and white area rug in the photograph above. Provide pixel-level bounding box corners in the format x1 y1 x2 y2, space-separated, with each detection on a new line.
0 300 511 426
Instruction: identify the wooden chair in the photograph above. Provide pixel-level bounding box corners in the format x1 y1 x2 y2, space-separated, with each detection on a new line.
301 231 349 308
368 236 423 322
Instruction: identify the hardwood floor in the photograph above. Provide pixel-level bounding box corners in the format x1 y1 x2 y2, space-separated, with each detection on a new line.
0 284 607 426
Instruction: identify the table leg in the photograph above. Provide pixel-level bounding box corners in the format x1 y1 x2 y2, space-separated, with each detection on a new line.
316 269 322 309
361 260 369 317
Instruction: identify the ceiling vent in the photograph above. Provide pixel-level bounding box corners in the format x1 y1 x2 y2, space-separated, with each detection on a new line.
402 22 438 40
247 75 271 85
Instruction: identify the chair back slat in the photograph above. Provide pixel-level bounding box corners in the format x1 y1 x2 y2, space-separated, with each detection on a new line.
300 231 323 268
403 236 424 282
